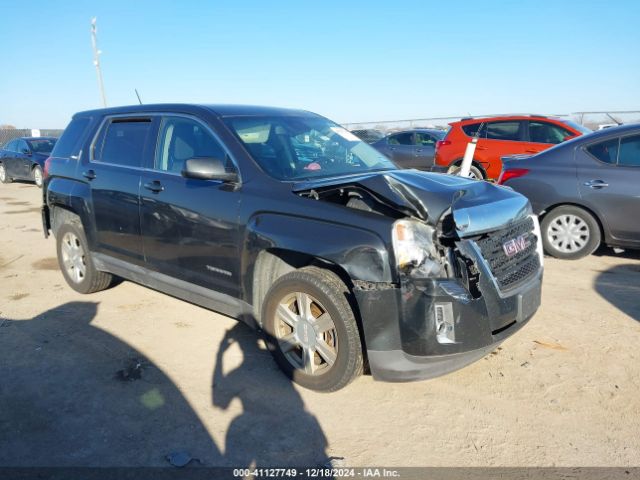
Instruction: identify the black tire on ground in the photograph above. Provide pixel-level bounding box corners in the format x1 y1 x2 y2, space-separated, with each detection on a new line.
32 165 43 188
55 221 113 294
447 162 485 180
262 266 364 392
540 205 601 260
0 163 12 184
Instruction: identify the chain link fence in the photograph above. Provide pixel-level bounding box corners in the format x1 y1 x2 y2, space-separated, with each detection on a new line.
343 111 640 135
0 128 64 148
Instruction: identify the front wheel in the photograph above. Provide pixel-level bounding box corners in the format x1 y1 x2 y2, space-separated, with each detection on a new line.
540 206 601 260
0 163 12 184
262 267 363 392
447 163 485 180
32 165 43 188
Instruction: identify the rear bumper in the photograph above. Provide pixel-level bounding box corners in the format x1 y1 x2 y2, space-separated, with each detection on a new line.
354 241 542 382
41 205 50 238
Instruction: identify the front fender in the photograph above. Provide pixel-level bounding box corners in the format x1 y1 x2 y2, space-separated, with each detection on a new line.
244 213 393 284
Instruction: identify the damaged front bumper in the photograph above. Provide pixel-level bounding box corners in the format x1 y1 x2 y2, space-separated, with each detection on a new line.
354 239 542 382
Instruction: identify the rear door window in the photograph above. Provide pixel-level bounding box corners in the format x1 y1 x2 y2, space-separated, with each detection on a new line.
415 132 437 146
3 139 18 152
16 139 29 154
388 132 414 145
485 121 522 141
52 117 92 159
528 121 573 144
93 118 152 168
586 138 619 164
618 135 640 167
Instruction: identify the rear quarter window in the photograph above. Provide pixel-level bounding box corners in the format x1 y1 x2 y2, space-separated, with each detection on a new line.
585 138 619 164
461 123 483 137
52 117 92 158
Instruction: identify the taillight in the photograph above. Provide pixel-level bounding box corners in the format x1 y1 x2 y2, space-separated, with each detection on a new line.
498 168 529 185
44 157 52 178
435 140 451 150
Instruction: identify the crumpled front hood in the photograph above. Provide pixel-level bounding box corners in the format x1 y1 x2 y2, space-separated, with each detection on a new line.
293 169 532 237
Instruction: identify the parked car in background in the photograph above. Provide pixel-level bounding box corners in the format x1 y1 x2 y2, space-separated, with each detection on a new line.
498 123 640 259
43 104 542 391
0 136 57 187
350 129 385 144
434 115 591 180
371 129 446 170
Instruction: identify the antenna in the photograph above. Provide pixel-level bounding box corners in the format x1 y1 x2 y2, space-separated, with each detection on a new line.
135 89 143 105
90 17 107 107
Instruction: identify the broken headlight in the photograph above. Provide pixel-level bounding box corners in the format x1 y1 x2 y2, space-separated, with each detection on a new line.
392 219 443 277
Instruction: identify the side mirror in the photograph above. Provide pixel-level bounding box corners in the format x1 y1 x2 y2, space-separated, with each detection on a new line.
562 135 576 142
182 157 238 182
21 148 32 156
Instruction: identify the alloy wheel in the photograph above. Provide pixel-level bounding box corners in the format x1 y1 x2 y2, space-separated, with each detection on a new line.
33 167 43 187
0 165 5 182
274 292 338 375
60 232 87 283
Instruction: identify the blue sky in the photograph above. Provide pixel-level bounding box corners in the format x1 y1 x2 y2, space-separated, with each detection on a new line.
1 0 638 127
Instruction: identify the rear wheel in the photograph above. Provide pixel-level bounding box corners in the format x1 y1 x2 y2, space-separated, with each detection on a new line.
262 267 363 392
32 165 43 188
540 206 601 260
447 163 485 180
0 164 12 184
56 222 113 293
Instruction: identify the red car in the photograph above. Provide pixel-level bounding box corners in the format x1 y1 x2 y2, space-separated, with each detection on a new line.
433 115 591 180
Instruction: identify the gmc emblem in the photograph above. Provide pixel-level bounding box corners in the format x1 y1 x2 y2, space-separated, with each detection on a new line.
503 234 530 257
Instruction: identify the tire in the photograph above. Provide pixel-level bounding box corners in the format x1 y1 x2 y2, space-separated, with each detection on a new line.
0 163 12 184
55 221 113 294
32 165 43 188
262 266 363 392
540 206 601 260
447 162 485 180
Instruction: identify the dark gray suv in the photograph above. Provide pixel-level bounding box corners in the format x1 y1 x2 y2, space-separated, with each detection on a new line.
43 104 543 391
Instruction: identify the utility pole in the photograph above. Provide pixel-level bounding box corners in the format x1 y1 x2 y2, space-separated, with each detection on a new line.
91 17 107 107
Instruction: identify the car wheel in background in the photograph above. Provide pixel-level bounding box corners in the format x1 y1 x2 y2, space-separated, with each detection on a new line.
0 164 12 184
540 205 601 260
32 165 43 188
56 221 113 294
447 163 485 180
262 266 364 392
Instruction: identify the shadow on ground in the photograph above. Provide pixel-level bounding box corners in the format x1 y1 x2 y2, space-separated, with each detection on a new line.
0 302 329 467
593 246 640 261
594 264 640 322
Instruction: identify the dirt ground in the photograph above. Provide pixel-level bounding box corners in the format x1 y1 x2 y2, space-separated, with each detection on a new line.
1 181 639 468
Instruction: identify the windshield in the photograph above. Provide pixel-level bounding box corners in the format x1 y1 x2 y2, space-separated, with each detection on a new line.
224 116 396 181
27 138 57 154
560 119 592 135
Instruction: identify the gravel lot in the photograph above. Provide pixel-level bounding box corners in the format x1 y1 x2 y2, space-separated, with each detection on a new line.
1 181 639 468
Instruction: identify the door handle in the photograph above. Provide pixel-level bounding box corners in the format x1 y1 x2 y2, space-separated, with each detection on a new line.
475 146 488 151
584 179 609 189
525 149 540 153
143 180 164 193
82 169 96 180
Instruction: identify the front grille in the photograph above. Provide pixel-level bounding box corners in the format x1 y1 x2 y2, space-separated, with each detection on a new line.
474 216 540 291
